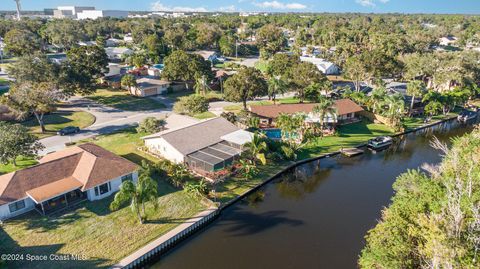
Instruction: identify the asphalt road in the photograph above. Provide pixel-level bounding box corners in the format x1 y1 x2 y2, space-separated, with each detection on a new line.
39 96 171 155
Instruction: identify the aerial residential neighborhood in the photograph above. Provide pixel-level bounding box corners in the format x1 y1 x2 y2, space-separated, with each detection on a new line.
0 1 479 269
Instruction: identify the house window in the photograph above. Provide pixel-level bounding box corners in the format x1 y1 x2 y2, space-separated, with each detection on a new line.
9 200 25 213
121 173 133 183
94 182 111 196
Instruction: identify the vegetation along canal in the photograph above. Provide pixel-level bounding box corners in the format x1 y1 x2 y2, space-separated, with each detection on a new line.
152 119 478 269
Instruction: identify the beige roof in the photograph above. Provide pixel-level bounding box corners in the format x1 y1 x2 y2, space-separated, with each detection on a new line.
0 143 138 205
26 177 83 203
143 117 240 155
249 99 364 119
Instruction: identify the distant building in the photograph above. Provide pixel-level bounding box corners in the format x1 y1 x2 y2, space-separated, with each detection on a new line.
439 36 458 46
77 10 128 20
53 6 95 18
105 47 133 61
192 50 219 62
46 53 67 65
300 56 341 75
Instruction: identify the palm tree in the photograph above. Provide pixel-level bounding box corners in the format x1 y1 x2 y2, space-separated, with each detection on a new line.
121 74 137 93
110 172 159 224
406 80 426 116
267 76 288 104
194 75 210 96
381 93 405 131
238 159 258 180
369 87 387 113
244 132 268 165
313 96 337 134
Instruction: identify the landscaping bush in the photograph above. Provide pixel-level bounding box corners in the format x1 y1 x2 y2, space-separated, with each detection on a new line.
173 95 209 116
136 117 166 134
220 111 237 123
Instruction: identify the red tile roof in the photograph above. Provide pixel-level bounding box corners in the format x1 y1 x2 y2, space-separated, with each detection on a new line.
249 99 364 119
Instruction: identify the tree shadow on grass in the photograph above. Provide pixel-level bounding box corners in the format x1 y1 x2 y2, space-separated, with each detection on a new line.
9 210 84 232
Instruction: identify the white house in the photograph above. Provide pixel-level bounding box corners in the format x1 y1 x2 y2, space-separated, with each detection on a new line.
105 47 133 61
123 33 134 43
439 36 458 46
300 56 341 75
143 117 253 172
129 78 171 97
105 63 122 77
192 50 220 63
77 10 129 20
0 143 138 220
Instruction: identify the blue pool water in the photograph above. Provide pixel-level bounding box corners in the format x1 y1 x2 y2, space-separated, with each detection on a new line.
152 64 164 69
263 128 282 139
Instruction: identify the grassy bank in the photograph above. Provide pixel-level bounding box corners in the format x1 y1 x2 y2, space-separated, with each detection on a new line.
0 127 208 269
21 110 96 139
87 89 166 111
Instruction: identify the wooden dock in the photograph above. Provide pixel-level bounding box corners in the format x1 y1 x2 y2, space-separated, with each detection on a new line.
340 148 364 157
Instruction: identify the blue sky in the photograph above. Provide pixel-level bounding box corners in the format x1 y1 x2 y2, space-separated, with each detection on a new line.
1 0 480 14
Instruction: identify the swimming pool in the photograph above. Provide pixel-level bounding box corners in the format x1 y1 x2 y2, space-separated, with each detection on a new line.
152 64 164 69
263 128 282 139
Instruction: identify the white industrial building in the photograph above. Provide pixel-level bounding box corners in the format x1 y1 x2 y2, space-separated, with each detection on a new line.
77 10 129 20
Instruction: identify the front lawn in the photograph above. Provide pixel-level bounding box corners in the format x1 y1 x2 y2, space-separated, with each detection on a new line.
87 89 166 111
0 127 208 269
297 120 394 159
0 157 38 175
193 111 217 119
402 112 459 131
22 110 96 139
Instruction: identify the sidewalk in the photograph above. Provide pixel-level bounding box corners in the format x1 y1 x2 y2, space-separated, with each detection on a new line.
112 207 218 269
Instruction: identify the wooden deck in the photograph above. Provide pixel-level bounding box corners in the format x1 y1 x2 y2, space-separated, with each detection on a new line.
340 147 364 157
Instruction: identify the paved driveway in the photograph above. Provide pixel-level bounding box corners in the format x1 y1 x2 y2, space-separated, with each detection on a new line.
39 96 170 154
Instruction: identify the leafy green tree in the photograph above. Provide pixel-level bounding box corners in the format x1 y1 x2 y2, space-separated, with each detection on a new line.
219 35 235 56
183 180 208 197
266 53 300 81
343 54 368 92
136 117 166 134
121 74 137 92
173 95 209 115
195 23 221 48
66 45 109 89
292 62 326 102
223 67 268 110
360 128 480 269
110 172 159 224
368 87 387 113
4 28 42 56
142 34 166 63
41 19 85 49
238 159 259 180
267 77 288 104
0 123 44 166
255 24 287 59
162 50 213 87
380 93 405 130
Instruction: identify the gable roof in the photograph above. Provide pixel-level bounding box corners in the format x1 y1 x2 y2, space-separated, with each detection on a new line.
136 78 170 89
143 117 240 155
249 99 364 119
0 143 138 205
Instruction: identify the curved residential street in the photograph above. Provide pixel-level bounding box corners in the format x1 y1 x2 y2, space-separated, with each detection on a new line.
39 96 171 154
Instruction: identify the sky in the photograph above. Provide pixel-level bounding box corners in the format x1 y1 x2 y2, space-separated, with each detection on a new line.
1 0 480 14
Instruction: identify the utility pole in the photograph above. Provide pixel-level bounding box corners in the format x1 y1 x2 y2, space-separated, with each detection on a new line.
14 0 21 21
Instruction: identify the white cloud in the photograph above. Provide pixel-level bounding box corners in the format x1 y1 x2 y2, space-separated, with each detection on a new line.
219 5 236 12
355 0 375 7
150 1 207 12
355 0 390 7
253 1 307 10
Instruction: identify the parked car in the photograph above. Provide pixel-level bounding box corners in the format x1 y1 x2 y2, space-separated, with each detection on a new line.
57 126 80 136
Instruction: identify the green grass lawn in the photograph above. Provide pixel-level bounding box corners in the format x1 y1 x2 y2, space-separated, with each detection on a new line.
0 127 208 269
0 157 38 175
87 89 166 111
0 77 10 85
402 112 459 131
193 111 217 119
21 111 96 139
297 120 394 160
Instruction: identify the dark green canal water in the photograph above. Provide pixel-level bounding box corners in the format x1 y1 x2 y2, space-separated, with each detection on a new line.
152 119 477 269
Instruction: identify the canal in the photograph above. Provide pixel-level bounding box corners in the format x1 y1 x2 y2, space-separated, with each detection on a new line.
152 120 477 269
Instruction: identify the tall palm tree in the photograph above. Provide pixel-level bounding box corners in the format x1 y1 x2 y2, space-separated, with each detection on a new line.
267 76 288 104
121 74 137 93
406 80 426 116
194 75 210 96
313 96 337 133
381 93 405 130
369 87 387 113
244 132 268 165
110 172 159 224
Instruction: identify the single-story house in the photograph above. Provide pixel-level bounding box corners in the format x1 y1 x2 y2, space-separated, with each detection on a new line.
106 38 122 47
0 143 138 220
299 56 341 75
105 47 133 61
439 36 458 46
104 63 122 77
192 50 219 63
249 99 364 127
129 77 170 97
143 117 253 172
